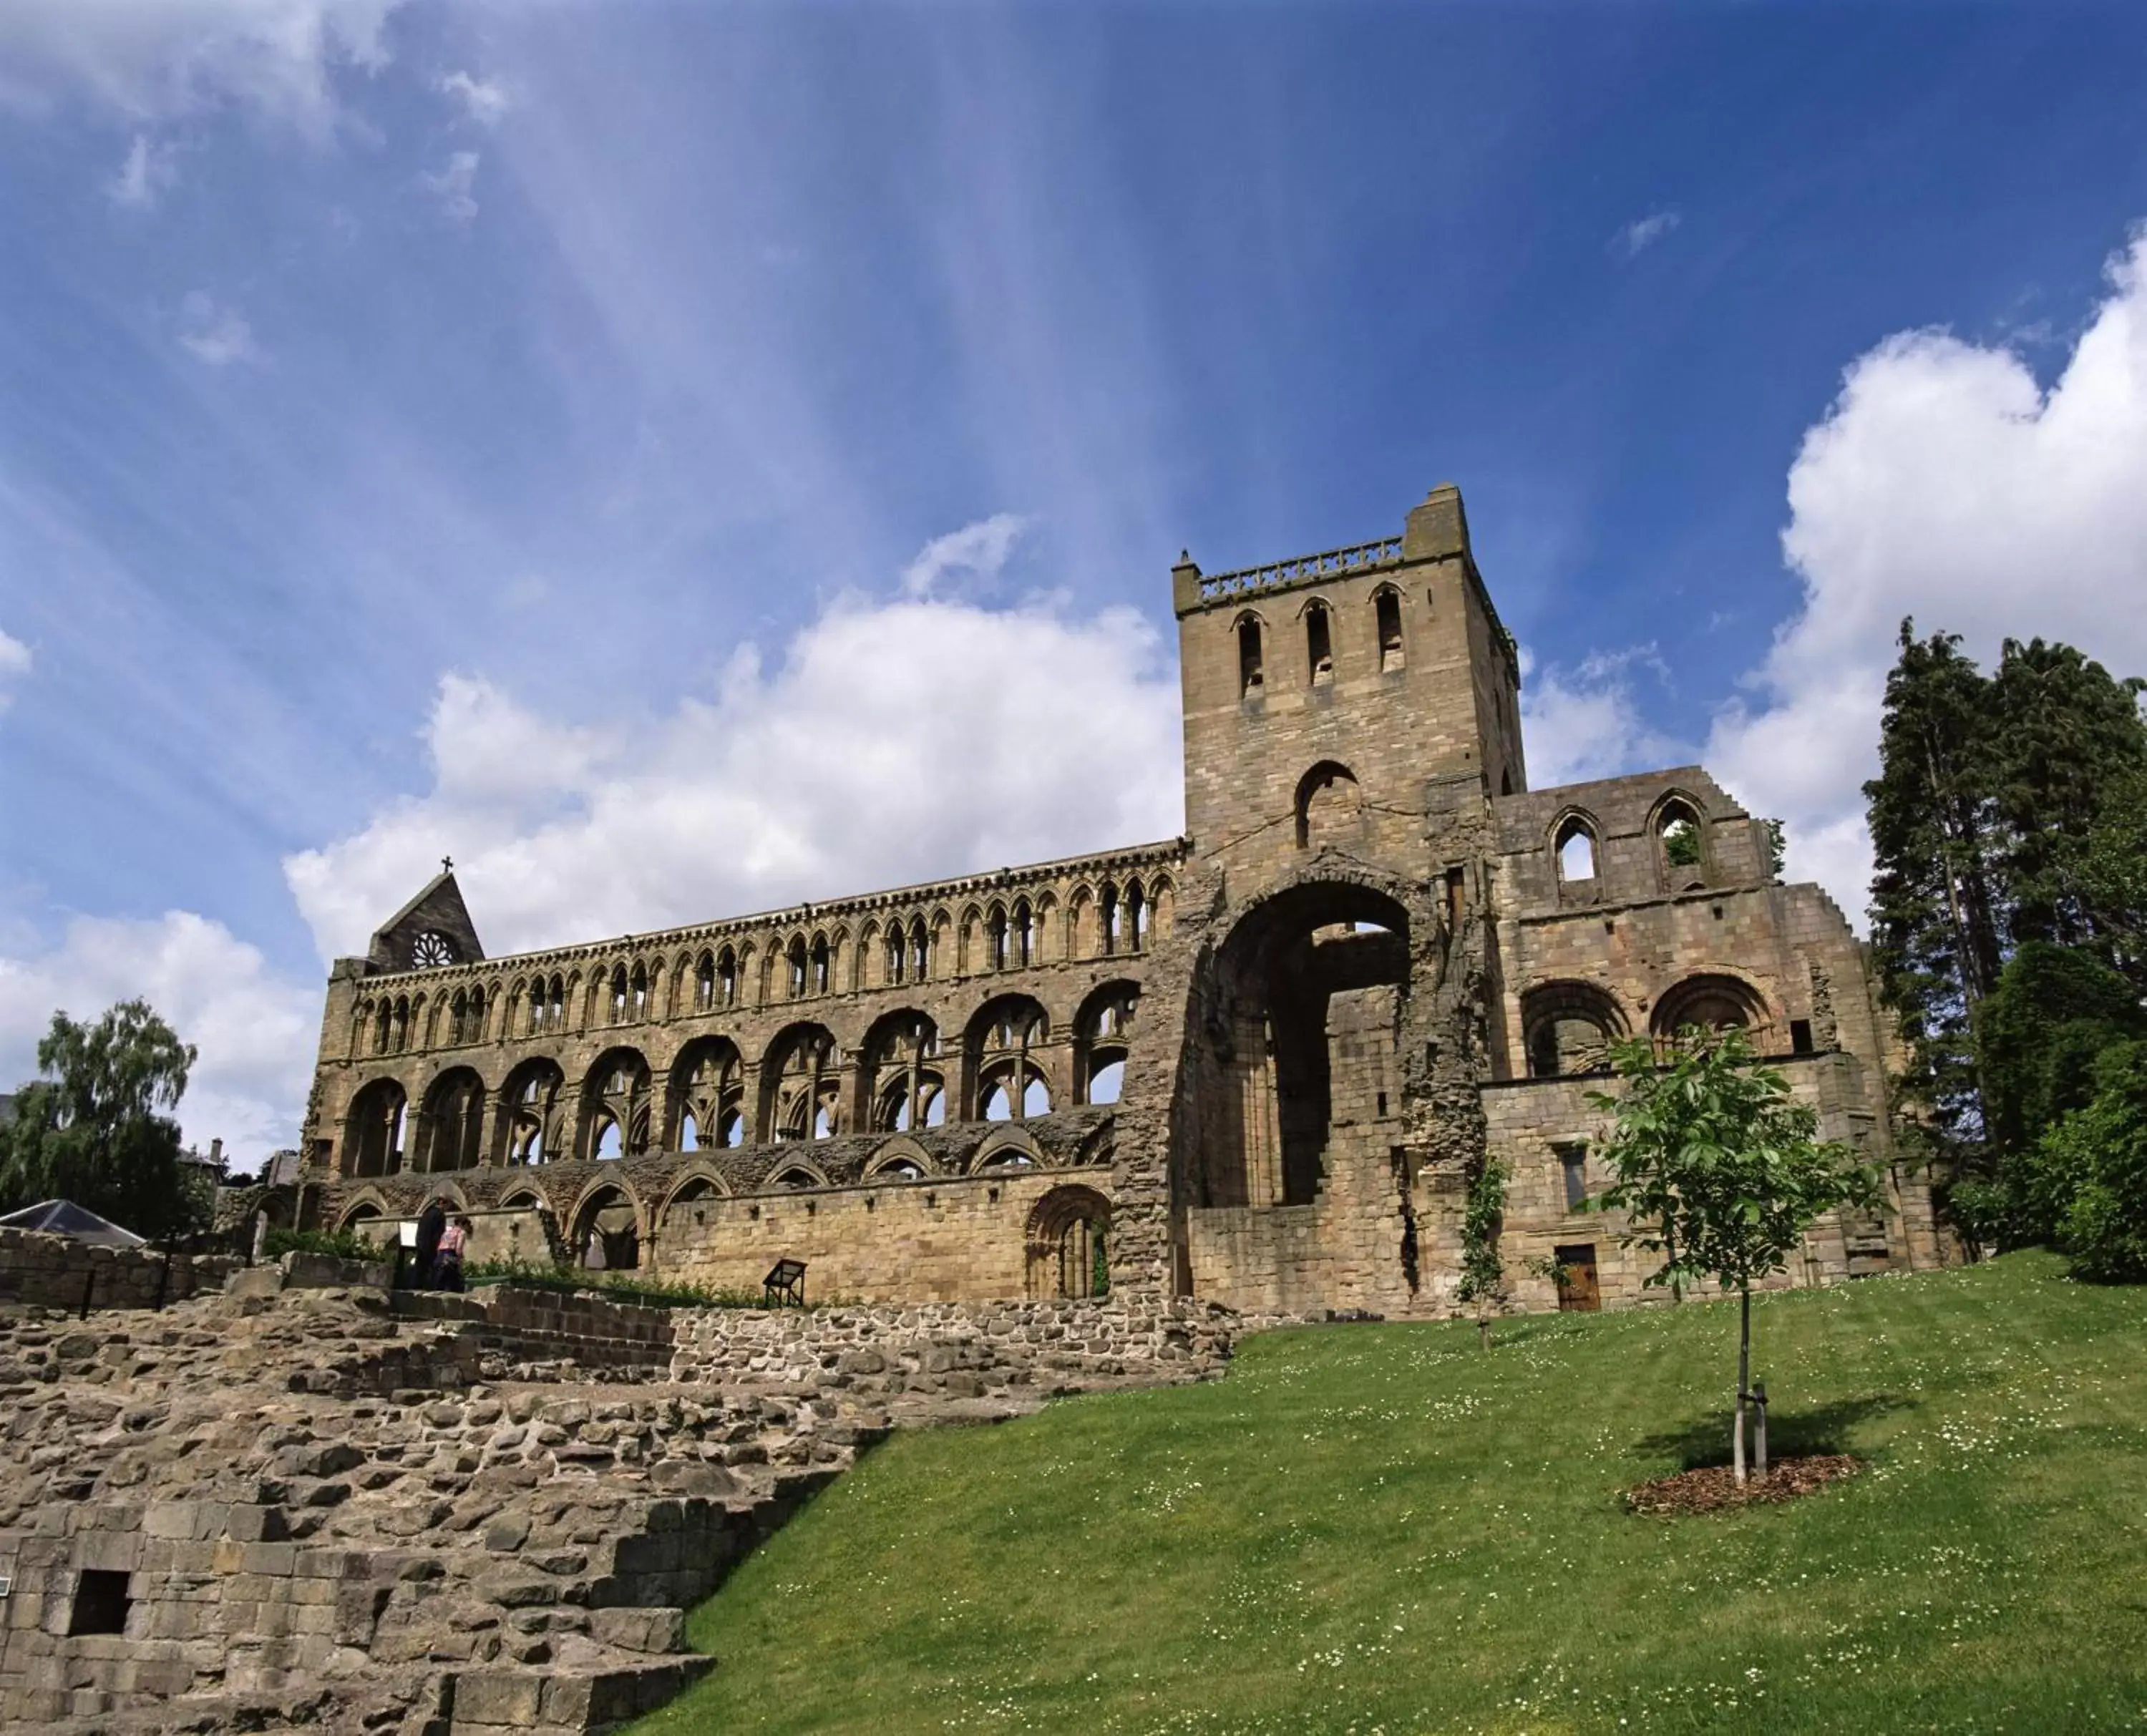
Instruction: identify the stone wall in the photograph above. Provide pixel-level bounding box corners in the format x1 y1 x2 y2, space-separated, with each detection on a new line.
0 1228 237 1312
0 1277 1238 1735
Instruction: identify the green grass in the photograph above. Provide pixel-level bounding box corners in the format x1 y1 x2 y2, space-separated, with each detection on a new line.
631 1254 2147 1736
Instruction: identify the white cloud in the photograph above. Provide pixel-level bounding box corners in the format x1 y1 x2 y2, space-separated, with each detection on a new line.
176 291 263 365
284 554 1186 965
107 132 180 208
899 512 1028 598
0 628 29 711
1519 644 1685 789
1709 226 2147 920
0 0 404 136
1612 208 1681 260
419 150 480 223
0 912 318 1168
437 68 509 127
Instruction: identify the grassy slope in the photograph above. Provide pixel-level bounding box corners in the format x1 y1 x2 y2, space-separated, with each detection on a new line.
631 1255 2147 1735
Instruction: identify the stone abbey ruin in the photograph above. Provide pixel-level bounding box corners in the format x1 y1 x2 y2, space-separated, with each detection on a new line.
0 487 1942 1733
303 482 1939 1311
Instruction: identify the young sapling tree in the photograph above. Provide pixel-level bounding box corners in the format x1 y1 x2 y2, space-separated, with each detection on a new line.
1587 1027 1884 1481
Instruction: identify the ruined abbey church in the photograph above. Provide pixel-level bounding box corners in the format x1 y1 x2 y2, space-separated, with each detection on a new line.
300 486 1940 1313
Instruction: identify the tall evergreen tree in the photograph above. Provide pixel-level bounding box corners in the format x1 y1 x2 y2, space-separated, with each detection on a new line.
1987 638 2147 955
1864 623 2005 1146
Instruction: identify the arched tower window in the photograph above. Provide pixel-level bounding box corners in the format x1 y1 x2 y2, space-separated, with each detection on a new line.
1294 761 1363 852
1305 601 1334 686
1375 587 1405 672
1237 614 1264 695
1655 796 1709 892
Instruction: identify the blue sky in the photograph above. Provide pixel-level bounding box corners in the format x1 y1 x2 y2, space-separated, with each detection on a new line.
4 1 2147 1159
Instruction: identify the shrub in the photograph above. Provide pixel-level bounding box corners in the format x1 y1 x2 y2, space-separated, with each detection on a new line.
264 1226 387 1264
464 1254 766 1310
2043 1042 2147 1284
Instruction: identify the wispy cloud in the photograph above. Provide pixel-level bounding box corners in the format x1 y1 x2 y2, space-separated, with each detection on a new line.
1611 208 1682 260
437 69 510 127
106 132 178 209
899 513 1028 598
419 150 480 223
175 292 262 366
0 628 31 711
1519 643 1684 787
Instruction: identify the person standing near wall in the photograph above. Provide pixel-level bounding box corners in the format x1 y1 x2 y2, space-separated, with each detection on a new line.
413 1196 446 1290
434 1215 469 1293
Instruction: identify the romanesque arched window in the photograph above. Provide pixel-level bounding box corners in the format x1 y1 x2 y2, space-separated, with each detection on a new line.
971 997 1050 1122
1651 974 1771 1050
1295 761 1363 852
1305 599 1335 686
1026 1185 1110 1299
1374 585 1405 672
583 1049 652 1159
1077 982 1138 1105
673 1040 744 1152
1519 981 1627 1079
865 1013 943 1133
502 1060 565 1165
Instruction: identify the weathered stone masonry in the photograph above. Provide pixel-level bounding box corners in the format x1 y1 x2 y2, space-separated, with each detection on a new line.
289 484 1939 1317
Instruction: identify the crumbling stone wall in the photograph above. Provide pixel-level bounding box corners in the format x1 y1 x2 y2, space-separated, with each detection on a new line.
0 1273 1237 1736
0 1227 236 1312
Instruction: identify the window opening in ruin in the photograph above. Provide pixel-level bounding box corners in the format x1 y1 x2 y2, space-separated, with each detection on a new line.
1126 884 1146 952
773 1168 816 1189
1555 819 1597 882
720 1108 745 1146
1237 615 1264 695
885 928 905 985
877 1158 924 1181
1376 588 1405 671
1100 885 1121 955
1521 982 1622 1079
1294 761 1363 852
787 937 808 999
696 952 716 1009
504 1064 562 1165
576 1189 638 1270
1655 799 1706 889
1087 1058 1124 1104
717 949 738 1007
910 920 930 982
346 1081 409 1179
631 963 648 1018
1557 1143 1589 1211
1650 974 1766 1047
1014 899 1034 966
987 907 1008 970
975 1000 1048 1123
1791 1018 1814 1055
681 1113 700 1150
1305 602 1334 685
69 1569 132 1637
812 936 830 995
610 967 628 1024
595 1123 621 1159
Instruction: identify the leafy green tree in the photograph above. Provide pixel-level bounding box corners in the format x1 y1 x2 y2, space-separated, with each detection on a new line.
2078 762 2147 988
1588 1028 1884 1482
0 1000 206 1239
2040 1042 2147 1284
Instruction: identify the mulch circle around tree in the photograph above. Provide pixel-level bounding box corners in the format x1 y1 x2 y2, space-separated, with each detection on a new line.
1626 1453 1861 1516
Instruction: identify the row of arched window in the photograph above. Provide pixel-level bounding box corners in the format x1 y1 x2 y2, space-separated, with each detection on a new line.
1548 795 1717 902
1517 971 1798 1079
1236 585 1408 697
351 877 1174 1056
339 1174 1113 1299
340 984 1140 1178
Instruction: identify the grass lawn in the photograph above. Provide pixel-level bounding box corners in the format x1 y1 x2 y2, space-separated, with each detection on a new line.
628 1254 2147 1735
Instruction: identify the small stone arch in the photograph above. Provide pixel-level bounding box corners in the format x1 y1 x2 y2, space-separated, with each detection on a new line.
865 1134 935 1182
1519 980 1629 1079
1294 761 1363 852
567 1178 643 1270
1298 593 1336 686
1026 1184 1110 1299
335 1195 394 1245
764 1159 829 1191
1651 972 1774 1048
973 1123 1045 1174
1371 583 1406 672
1234 608 1266 696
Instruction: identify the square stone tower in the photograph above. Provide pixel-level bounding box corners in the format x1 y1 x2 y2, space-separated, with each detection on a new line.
1172 484 1526 889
